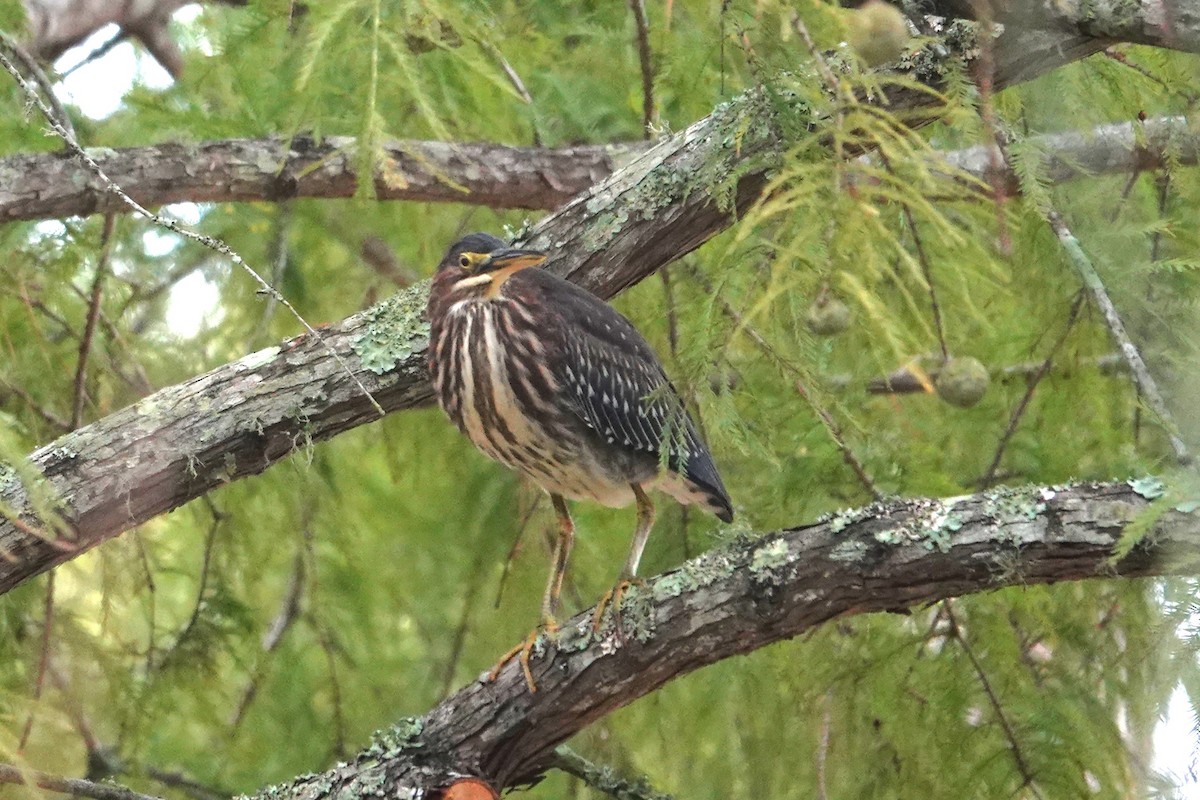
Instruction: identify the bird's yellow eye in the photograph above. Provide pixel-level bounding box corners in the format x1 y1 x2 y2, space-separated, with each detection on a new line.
459 255 471 269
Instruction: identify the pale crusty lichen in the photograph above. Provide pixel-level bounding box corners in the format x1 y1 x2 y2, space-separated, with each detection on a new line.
352 284 431 375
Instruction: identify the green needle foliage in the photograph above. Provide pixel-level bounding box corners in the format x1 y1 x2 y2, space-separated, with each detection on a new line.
0 1 1198 798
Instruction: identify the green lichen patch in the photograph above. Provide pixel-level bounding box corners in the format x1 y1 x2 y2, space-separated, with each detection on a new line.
829 537 871 562
237 345 282 371
363 717 424 759
749 537 790 574
1129 476 1166 500
554 619 598 653
982 485 1049 523
653 547 739 600
614 583 657 643
829 505 873 533
0 463 18 494
841 498 969 553
352 284 432 375
897 18 981 83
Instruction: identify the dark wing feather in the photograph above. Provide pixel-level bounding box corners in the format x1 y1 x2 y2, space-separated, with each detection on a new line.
530 270 733 521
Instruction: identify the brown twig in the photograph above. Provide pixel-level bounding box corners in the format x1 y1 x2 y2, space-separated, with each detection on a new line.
0 376 70 431
1102 47 1197 102
251 205 292 345
790 13 846 186
0 763 162 800
863 353 1124 395
879 151 949 360
475 38 540 146
493 493 544 610
683 264 881 499
230 549 305 728
551 746 673 800
18 572 56 751
298 514 347 758
73 215 116 429
360 237 416 288
970 2 1012 255
312 616 348 760
143 767 229 800
161 499 224 669
980 291 1086 487
1107 168 1142 224
1149 171 1171 266
628 0 656 135
944 602 1046 800
47 662 99 753
132 532 158 675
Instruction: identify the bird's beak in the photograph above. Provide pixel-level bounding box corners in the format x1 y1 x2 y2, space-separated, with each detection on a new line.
485 248 547 271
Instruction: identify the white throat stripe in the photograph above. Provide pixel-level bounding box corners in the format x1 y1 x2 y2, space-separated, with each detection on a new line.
452 273 494 291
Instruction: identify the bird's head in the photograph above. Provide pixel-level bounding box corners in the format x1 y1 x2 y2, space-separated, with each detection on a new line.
432 232 547 301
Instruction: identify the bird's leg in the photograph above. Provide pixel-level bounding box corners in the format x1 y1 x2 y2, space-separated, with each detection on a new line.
489 494 574 693
592 484 656 634
541 493 574 625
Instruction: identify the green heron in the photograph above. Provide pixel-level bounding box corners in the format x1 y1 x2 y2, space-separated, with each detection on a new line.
427 232 733 688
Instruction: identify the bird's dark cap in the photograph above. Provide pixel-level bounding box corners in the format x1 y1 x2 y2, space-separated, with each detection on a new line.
440 232 546 274
443 232 508 263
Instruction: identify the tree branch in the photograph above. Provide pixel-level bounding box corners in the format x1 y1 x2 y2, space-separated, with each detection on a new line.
0 762 163 800
1046 208 1192 464
936 116 1200 196
2 117 1196 224
0 138 643 223
0 12 1186 593
248 480 1199 798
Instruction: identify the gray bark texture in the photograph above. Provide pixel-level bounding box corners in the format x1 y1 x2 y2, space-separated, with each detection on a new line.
2 4 1198 593
6 117 1196 222
0 138 640 222
254 481 1199 798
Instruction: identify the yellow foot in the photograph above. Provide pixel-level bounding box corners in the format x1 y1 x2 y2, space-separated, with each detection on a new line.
591 578 645 636
488 618 559 693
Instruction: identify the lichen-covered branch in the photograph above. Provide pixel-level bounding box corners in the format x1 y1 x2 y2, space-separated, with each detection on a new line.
2 116 1195 225
251 481 1199 798
0 138 639 223
0 761 162 800
936 116 1200 196
0 10 1182 593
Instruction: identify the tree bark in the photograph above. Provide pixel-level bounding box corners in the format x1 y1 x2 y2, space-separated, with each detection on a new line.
0 9 1194 593
3 116 1195 223
0 138 640 222
252 480 1198 797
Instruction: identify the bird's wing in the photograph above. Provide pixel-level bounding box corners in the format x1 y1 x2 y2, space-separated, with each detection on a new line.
538 274 731 517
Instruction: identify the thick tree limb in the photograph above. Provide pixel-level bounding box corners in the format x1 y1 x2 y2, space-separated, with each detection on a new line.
2 117 1195 224
249 481 1198 797
937 116 1200 196
0 138 640 222
0 11 1189 593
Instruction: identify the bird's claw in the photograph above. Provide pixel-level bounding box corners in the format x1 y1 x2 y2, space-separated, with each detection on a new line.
488 618 559 693
591 578 644 637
